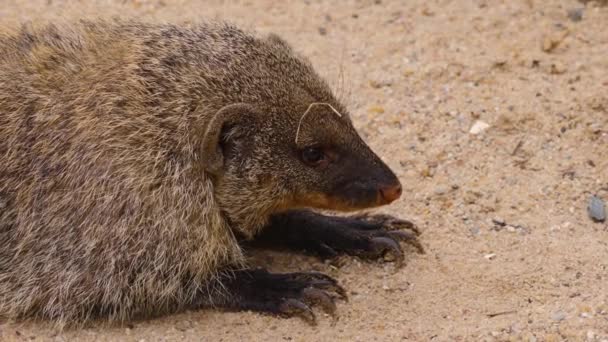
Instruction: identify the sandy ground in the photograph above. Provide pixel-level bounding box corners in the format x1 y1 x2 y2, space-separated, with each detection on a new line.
1 0 608 340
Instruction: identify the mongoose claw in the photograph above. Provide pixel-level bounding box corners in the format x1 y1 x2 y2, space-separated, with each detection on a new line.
370 236 404 267
355 213 425 257
388 231 425 254
279 298 317 325
222 269 346 324
302 287 337 315
306 273 349 301
355 213 420 234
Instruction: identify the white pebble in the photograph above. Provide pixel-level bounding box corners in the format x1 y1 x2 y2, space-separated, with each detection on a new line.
484 253 496 260
469 120 490 134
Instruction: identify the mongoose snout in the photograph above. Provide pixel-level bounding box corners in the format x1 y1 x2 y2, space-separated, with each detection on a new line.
379 182 402 204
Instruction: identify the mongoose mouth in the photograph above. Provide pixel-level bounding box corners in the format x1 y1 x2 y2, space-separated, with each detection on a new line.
296 181 402 212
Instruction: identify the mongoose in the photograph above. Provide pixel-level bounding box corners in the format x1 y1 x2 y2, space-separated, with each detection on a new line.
0 19 423 326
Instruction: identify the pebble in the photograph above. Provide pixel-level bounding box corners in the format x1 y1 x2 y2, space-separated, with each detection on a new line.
551 310 567 322
463 190 481 204
369 79 393 88
484 253 496 260
175 319 193 332
368 106 385 114
567 8 584 21
492 217 506 226
434 187 449 196
542 30 569 53
550 62 567 74
588 195 606 222
469 120 490 134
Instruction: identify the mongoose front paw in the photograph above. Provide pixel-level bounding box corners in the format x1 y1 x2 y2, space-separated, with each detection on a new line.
319 214 424 267
256 211 424 267
222 269 347 325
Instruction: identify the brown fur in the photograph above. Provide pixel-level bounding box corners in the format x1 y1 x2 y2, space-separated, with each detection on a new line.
0 19 390 326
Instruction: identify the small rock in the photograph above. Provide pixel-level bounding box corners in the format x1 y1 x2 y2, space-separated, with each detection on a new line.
484 253 496 260
421 7 434 16
464 190 482 204
567 8 584 21
175 319 193 332
542 30 569 53
420 163 437 178
469 120 490 134
383 253 397 262
492 217 507 227
542 37 556 52
434 187 449 196
588 195 606 222
587 330 595 341
369 79 393 88
492 59 508 69
318 27 327 35
551 310 567 322
403 67 416 77
368 106 385 114
550 62 568 74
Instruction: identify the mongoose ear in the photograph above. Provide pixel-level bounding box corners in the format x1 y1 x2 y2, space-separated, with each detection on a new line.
200 103 258 175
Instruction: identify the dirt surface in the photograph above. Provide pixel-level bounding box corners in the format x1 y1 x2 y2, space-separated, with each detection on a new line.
1 0 608 340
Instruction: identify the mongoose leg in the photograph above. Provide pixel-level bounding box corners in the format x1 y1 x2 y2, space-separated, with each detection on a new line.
252 210 424 266
216 268 347 324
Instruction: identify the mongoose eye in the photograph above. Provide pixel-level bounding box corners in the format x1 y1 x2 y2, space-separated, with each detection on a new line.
301 147 326 167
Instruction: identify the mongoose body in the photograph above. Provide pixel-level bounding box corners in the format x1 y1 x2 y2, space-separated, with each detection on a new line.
0 20 421 325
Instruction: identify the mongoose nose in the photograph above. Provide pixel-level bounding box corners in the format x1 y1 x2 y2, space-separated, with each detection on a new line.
379 183 402 204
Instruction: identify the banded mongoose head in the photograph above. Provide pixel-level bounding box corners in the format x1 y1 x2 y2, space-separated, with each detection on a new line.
200 34 402 234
